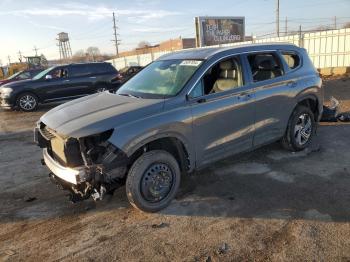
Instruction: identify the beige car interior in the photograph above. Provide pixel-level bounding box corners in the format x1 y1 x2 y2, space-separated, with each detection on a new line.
211 59 242 93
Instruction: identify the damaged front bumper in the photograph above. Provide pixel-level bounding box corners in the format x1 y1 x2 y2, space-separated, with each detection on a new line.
35 123 129 202
43 148 85 185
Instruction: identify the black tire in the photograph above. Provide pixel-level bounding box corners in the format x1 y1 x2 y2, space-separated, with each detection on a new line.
281 105 316 151
16 92 39 111
126 150 181 212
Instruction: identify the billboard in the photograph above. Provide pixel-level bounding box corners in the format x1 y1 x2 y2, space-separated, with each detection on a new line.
195 16 245 47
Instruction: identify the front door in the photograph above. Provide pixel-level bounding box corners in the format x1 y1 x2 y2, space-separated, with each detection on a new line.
189 56 256 167
40 66 74 101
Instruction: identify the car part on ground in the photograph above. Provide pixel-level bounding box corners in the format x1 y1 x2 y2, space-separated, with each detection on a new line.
320 96 350 122
35 43 323 212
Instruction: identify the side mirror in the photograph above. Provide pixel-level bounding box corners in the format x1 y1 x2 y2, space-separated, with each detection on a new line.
45 75 52 80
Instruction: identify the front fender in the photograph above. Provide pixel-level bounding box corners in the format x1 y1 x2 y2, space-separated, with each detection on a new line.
107 106 195 171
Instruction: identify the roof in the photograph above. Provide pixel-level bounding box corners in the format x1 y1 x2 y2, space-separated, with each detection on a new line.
158 43 299 60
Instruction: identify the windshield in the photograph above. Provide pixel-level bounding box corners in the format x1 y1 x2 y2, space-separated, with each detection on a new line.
7 71 22 80
33 67 54 80
117 59 202 98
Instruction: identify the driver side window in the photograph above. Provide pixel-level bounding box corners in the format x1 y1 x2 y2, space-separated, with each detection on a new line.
50 68 69 79
189 56 244 98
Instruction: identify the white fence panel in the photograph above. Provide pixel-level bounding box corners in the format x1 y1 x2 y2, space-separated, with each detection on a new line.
107 28 350 69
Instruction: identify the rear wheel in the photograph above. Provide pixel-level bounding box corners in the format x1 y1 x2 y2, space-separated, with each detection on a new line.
16 92 38 111
126 150 181 212
281 105 316 151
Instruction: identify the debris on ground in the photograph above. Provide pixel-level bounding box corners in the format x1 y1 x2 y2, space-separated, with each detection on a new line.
4 249 16 256
338 112 350 122
151 222 169 229
321 97 340 122
25 197 37 202
321 97 350 122
216 243 229 255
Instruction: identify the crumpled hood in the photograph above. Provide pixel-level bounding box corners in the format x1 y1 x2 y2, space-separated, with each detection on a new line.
40 92 164 138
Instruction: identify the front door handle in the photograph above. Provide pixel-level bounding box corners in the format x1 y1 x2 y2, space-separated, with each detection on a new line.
237 93 252 101
196 98 206 103
63 79 70 82
287 81 297 88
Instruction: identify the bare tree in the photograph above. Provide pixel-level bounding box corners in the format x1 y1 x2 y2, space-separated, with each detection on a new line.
40 54 48 67
86 47 101 61
137 41 151 49
343 22 350 29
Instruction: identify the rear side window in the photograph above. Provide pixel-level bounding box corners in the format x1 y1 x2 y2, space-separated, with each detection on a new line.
70 65 92 77
91 63 117 74
282 52 300 70
247 53 284 82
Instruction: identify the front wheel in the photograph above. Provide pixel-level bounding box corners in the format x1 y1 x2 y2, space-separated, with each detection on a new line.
281 105 316 151
16 92 38 111
126 150 181 212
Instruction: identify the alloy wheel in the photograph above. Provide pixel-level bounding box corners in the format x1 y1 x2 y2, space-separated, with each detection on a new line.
294 113 312 146
19 95 36 111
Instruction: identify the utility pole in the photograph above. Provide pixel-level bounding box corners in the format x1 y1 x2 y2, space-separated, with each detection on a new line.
33 46 38 56
276 0 280 37
112 12 120 57
7 55 11 65
285 17 288 36
18 50 23 62
334 16 337 29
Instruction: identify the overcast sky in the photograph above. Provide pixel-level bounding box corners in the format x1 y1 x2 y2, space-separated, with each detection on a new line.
0 0 349 64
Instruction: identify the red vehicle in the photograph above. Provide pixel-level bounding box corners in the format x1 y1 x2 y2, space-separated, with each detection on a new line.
0 69 42 86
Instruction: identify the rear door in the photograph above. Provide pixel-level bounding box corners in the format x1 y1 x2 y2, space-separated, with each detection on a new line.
189 55 256 167
243 51 295 146
68 64 96 96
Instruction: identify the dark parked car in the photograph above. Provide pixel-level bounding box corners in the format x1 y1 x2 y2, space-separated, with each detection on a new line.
119 66 143 82
0 62 120 111
0 69 43 86
35 44 323 212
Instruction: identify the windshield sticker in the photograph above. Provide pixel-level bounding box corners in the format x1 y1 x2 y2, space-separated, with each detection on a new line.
180 60 202 66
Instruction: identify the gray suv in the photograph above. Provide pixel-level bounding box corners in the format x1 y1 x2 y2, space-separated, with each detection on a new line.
35 43 323 212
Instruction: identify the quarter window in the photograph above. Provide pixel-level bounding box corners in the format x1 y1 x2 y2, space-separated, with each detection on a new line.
247 53 284 82
282 52 300 69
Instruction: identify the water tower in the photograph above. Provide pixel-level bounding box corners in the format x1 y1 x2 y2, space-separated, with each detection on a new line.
57 32 72 60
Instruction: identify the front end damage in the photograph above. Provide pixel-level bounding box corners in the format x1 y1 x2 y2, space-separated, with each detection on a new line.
34 122 129 202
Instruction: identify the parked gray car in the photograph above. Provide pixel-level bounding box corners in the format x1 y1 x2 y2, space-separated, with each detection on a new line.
34 43 323 212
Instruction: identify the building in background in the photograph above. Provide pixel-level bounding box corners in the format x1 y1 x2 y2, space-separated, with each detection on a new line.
118 37 196 57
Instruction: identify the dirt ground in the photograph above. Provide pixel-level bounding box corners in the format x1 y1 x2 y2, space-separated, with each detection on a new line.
0 76 350 262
